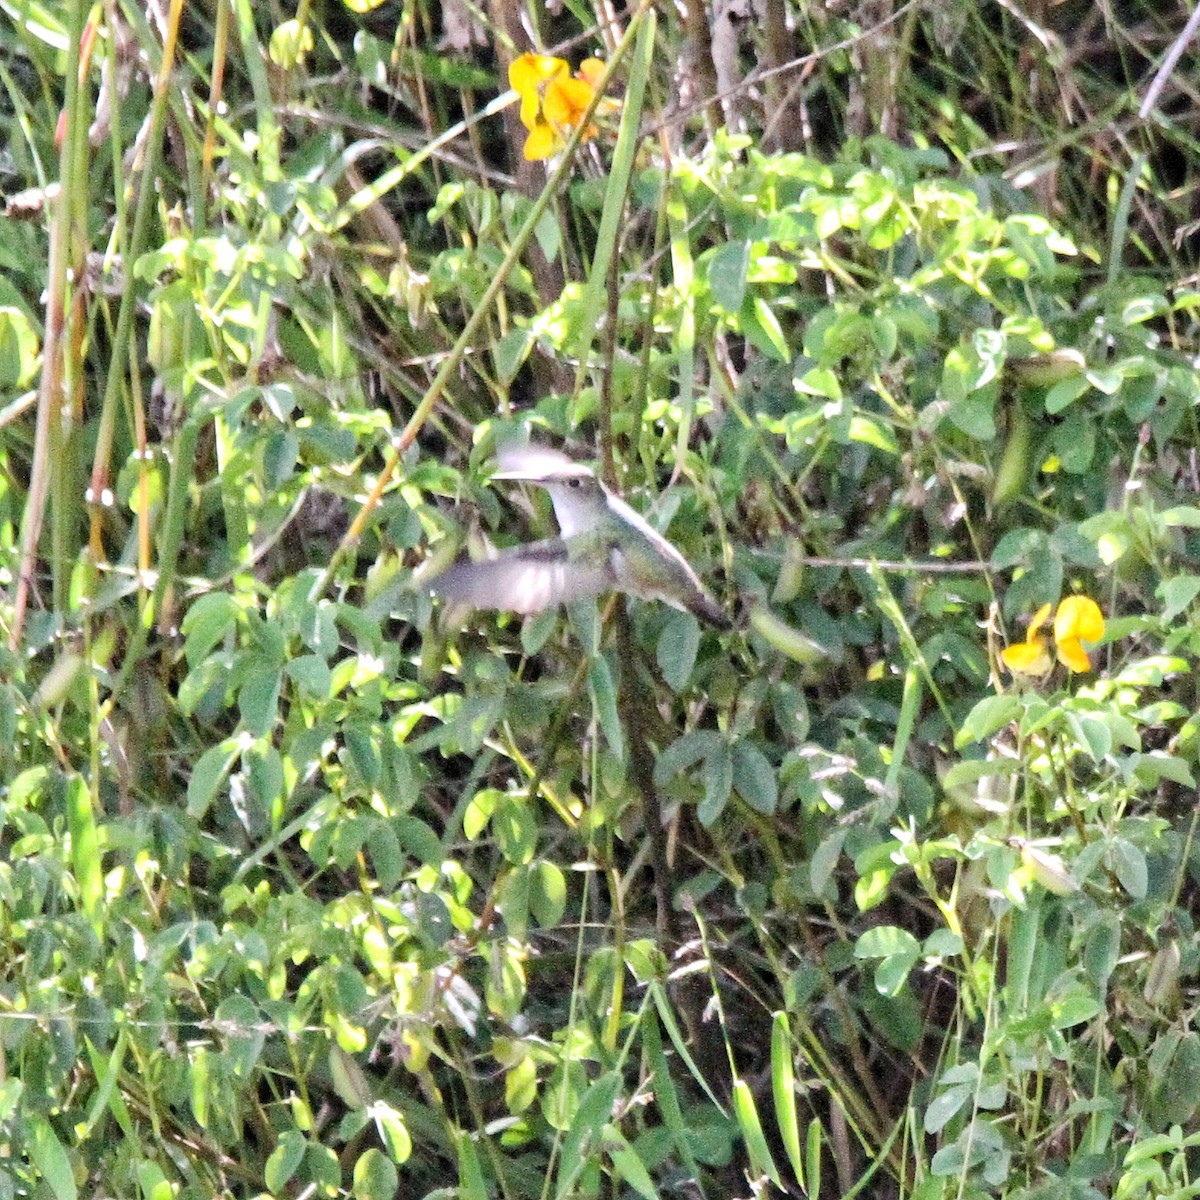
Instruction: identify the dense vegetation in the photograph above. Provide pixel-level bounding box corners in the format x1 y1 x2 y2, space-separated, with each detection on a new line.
4 1 1200 1197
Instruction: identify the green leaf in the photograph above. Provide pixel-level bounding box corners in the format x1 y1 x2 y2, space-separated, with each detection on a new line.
265 1130 307 1194
415 890 453 947
517 608 556 655
1064 712 1111 763
571 9 653 362
263 428 298 488
66 774 102 929
286 653 333 697
853 839 902 910
657 610 701 691
810 828 847 896
742 293 790 360
558 1071 623 1191
940 755 1017 796
731 741 777 814
1158 574 1200 621
870 313 898 358
27 1114 77 1200
529 861 567 928
367 819 404 889
1083 913 1121 990
181 592 240 667
732 1077 782 1187
991 526 1046 568
948 385 997 440
344 725 382 788
925 1080 973 1134
1161 505 1200 528
707 240 750 312
187 738 242 819
330 1044 372 1105
505 1056 538 1115
849 414 898 453
640 1011 707 1183
1051 411 1096 472
856 925 920 959
394 816 442 865
699 741 733 826
771 1013 805 1189
1155 1031 1200 1125
245 743 285 818
855 926 921 996
1048 983 1101 1030
135 1161 170 1200
492 327 533 384
748 604 828 663
805 1119 823 1197
455 1130 487 1200
1131 752 1194 788
463 789 499 841
797 365 842 400
956 695 1021 746
215 994 265 1076
0 305 40 389
533 207 560 260
606 1128 658 1200
653 729 721 787
80 1033 131 1139
352 1148 398 1200
494 793 538 865
191 1046 210 1128
238 666 282 738
1108 838 1147 900
588 656 624 762
1044 373 1089 414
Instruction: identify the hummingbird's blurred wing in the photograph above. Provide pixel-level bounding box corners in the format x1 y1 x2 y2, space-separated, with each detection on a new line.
430 539 615 614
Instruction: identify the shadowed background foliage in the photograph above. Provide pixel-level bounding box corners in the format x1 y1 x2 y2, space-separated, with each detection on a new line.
3 1 1200 1197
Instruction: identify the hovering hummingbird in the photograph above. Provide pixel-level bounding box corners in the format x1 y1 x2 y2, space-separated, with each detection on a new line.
430 446 733 629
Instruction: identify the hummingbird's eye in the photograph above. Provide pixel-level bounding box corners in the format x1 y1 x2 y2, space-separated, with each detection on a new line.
567 477 582 488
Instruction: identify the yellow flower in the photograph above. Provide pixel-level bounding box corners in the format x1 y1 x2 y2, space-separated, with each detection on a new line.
509 53 567 131
507 52 603 161
1001 595 1106 678
1053 595 1105 672
1001 602 1054 678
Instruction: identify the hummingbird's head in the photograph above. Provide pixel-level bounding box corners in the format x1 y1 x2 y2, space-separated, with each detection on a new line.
492 447 606 537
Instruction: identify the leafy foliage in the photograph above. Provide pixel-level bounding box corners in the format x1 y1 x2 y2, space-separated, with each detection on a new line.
4 2 1200 1198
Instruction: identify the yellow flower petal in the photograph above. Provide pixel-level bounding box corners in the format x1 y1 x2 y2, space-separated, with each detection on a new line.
576 58 605 88
509 53 568 131
1001 638 1054 678
1026 602 1053 641
544 74 594 130
1054 595 1105 643
1053 596 1104 672
1001 603 1056 677
509 52 567 95
522 121 560 161
1055 636 1091 673
518 89 541 132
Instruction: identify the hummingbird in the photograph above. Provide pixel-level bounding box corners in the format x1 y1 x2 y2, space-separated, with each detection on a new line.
430 446 733 629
